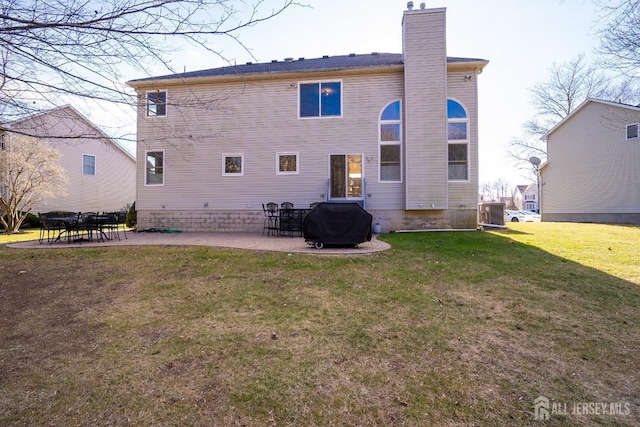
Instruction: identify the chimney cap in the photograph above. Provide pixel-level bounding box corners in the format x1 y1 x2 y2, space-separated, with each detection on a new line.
407 1 414 10
420 2 426 9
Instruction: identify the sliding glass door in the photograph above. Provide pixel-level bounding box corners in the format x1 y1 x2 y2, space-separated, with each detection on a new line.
330 154 363 200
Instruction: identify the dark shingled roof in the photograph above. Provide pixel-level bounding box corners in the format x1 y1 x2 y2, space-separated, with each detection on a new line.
128 53 487 84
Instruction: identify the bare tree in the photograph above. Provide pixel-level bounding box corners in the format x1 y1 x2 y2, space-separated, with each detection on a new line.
595 0 640 76
507 54 638 169
0 0 301 130
0 133 68 233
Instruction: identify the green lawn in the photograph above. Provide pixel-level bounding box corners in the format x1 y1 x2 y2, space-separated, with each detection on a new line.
0 223 638 426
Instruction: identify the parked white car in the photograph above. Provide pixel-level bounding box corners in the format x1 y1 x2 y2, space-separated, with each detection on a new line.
518 210 541 222
504 209 528 222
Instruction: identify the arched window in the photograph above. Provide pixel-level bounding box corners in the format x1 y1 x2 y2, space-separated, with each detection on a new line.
379 100 402 182
447 99 469 181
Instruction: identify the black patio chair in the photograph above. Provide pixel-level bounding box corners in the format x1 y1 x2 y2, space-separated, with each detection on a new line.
263 202 279 236
38 212 65 244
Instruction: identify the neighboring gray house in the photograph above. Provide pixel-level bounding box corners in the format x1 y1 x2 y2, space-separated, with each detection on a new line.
541 98 640 224
6 105 136 213
127 5 488 232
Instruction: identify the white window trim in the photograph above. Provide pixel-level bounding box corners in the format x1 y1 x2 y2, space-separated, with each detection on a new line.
145 149 165 186
378 100 403 183
276 152 299 175
298 80 343 119
626 123 639 140
145 89 168 118
82 153 96 176
222 153 244 176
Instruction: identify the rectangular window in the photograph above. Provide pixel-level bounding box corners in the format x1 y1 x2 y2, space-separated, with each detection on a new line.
277 152 299 175
223 153 244 176
146 91 167 117
524 194 536 201
448 122 468 140
448 143 468 181
145 150 164 185
380 145 401 182
82 154 96 176
626 123 638 139
299 81 342 118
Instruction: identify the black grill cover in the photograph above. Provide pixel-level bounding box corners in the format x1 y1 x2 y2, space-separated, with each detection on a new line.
303 203 372 246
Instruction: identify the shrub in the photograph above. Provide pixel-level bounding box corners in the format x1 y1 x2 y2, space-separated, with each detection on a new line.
125 202 137 228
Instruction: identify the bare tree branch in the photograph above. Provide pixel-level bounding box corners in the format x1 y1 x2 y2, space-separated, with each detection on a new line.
0 0 303 139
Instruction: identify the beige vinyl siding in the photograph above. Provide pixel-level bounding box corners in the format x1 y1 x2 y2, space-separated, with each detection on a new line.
12 107 136 213
544 101 640 215
447 70 480 209
136 71 407 211
402 8 448 210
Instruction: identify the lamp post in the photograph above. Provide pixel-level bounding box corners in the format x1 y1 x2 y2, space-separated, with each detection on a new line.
529 156 541 215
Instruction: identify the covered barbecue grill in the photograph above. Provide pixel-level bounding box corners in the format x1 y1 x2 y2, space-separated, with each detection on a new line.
302 202 373 249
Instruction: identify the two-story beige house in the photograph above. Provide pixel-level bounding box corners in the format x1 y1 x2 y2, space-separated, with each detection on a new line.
6 105 136 214
541 98 640 224
127 5 488 232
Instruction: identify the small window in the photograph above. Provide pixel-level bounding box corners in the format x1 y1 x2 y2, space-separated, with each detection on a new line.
223 154 244 176
82 154 96 176
277 152 299 175
299 81 342 118
626 123 638 139
146 91 167 117
145 150 164 185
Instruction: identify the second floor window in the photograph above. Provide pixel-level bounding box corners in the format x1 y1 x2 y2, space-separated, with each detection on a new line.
626 123 638 140
146 91 167 117
299 81 341 118
82 154 96 175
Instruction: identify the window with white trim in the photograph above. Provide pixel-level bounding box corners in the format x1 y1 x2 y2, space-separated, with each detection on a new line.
82 154 96 176
277 152 299 175
299 81 342 118
145 150 164 185
626 123 638 140
448 99 469 181
379 100 402 182
223 153 244 176
146 90 167 117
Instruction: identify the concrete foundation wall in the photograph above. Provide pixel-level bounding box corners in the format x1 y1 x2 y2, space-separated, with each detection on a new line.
138 209 479 233
543 213 640 225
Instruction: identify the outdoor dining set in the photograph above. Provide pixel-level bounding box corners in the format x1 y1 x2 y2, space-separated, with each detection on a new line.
262 202 319 237
38 211 128 244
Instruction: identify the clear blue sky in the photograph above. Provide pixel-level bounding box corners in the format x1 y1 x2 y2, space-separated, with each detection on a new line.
119 0 600 188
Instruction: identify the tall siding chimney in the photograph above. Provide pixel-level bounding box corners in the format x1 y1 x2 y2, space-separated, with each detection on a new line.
402 7 448 210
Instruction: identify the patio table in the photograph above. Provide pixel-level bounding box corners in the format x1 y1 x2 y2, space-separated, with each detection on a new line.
279 208 310 237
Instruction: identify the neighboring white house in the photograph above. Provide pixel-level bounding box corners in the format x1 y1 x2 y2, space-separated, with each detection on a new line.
5 105 136 213
513 183 538 212
127 5 489 232
541 98 640 224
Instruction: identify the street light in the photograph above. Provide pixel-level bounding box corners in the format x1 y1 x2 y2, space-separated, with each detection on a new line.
529 156 541 215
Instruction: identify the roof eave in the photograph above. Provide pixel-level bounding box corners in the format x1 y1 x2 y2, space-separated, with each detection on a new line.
127 64 406 89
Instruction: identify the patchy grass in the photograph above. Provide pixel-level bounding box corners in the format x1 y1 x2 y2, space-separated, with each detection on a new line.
0 223 638 426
